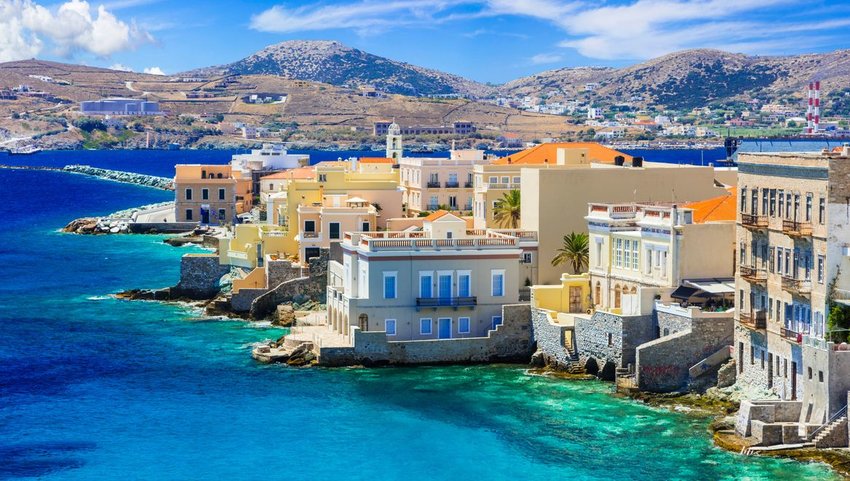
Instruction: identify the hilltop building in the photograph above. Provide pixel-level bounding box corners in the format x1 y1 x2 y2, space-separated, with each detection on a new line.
80 98 161 116
373 120 475 137
733 147 850 445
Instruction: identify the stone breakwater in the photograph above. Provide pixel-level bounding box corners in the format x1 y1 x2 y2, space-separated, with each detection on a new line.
63 201 175 234
63 165 173 190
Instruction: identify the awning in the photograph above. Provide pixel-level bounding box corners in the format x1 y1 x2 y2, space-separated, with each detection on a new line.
671 286 699 300
684 279 735 295
346 196 368 203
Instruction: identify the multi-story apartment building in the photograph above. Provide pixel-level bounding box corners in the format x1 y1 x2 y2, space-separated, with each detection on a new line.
230 143 309 195
399 149 494 215
173 164 252 225
735 148 850 424
326 211 538 340
587 201 735 315
296 195 378 262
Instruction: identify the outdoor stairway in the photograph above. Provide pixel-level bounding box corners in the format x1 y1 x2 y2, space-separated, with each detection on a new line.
811 413 849 448
564 345 584 374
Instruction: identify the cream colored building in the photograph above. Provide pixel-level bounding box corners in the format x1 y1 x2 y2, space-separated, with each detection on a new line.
296 195 378 262
586 202 735 315
734 147 850 423
173 164 252 225
399 149 494 215
326 211 538 341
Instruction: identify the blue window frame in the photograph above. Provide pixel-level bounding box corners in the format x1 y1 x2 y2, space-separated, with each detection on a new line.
458 273 470 297
383 273 397 299
420 318 432 335
491 316 502 330
491 270 504 297
458 317 470 334
385 319 396 336
420 274 433 298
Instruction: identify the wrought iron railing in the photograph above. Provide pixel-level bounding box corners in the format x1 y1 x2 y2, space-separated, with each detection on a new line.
416 297 477 308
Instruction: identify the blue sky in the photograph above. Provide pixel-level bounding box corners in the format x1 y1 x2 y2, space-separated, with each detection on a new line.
2 0 850 83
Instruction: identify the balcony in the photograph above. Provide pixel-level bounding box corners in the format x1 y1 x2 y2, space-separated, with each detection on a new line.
464 181 474 188
426 204 440 211
781 327 803 344
739 265 767 284
741 213 768 230
739 310 767 330
782 219 813 238
426 181 441 188
444 181 460 188
782 276 812 296
302 231 319 239
416 296 477 308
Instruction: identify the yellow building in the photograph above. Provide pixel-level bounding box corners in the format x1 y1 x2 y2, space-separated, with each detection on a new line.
174 164 252 225
219 223 289 269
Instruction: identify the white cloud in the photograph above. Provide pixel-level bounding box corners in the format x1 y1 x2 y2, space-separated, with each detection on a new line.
109 62 133 71
530 53 563 65
249 0 846 61
0 0 153 62
143 66 165 75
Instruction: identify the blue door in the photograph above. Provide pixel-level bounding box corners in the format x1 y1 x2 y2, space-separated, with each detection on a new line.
438 318 451 339
438 275 452 305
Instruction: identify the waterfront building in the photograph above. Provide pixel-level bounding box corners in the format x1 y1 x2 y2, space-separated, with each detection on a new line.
267 158 403 261
259 166 316 204
80 98 161 116
734 147 850 433
173 164 252 225
230 144 309 195
326 211 538 341
373 120 476 137
400 148 494 216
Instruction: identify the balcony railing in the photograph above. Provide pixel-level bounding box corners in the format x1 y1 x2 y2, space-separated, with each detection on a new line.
302 231 319 239
782 276 812 296
781 327 803 343
426 204 440 211
416 296 477 308
739 310 767 330
739 265 767 284
426 181 441 188
741 213 768 230
782 219 813 237
464 181 474 188
444 181 459 188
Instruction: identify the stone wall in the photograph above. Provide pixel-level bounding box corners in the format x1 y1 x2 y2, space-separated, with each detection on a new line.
635 314 733 392
657 310 691 337
318 304 533 366
530 308 573 368
230 259 307 313
172 254 230 299
249 250 329 319
574 311 654 376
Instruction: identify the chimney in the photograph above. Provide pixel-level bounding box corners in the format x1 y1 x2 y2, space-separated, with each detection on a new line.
631 156 643 167
614 155 625 166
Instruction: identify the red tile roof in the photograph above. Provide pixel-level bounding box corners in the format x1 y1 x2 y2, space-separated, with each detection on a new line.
491 142 632 165
684 187 737 223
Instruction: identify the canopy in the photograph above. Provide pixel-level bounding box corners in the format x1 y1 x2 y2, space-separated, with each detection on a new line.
684 279 735 295
670 286 699 300
346 196 368 203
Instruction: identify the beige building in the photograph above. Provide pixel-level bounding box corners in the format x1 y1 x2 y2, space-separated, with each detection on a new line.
399 149 494 215
326 211 538 341
734 147 850 426
173 164 252 225
587 202 735 315
297 195 378 261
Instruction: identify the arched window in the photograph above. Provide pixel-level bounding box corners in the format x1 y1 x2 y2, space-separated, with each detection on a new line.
358 313 368 331
217 173 223 179
614 285 622 309
630 286 637 294
594 282 601 306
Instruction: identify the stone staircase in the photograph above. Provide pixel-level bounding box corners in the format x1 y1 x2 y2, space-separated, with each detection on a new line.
564 345 585 374
811 412 848 448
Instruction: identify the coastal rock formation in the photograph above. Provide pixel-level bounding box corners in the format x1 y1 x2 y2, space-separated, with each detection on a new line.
63 165 174 190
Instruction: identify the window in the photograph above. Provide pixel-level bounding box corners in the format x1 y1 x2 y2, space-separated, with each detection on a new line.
185 208 193 220
385 319 397 336
818 255 825 284
383 272 397 299
808 367 813 380
750 345 754 365
219 188 225 200
420 318 433 335
329 222 340 240
501 176 509 183
521 252 533 264
458 271 471 297
268 183 274 191
762 189 768 215
751 188 759 215
218 208 226 220
615 238 623 267
491 316 502 330
645 248 652 274
818 197 825 225
632 241 639 270
448 196 457 209
491 270 505 297
318 174 327 182
769 189 776 216
185 188 193 200
623 239 631 269
512 176 521 184
304 220 315 232
362 222 370 232
776 248 783 274
740 187 747 213
458 317 470 334
778 189 784 217
819 370 824 382
806 193 813 221
608 333 613 347
488 176 497 184
419 272 433 298
202 188 209 200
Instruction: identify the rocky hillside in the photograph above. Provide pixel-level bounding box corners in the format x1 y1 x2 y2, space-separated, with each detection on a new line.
502 49 850 109
185 40 495 98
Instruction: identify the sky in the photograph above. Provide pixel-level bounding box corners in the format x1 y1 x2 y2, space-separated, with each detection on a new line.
2 0 850 84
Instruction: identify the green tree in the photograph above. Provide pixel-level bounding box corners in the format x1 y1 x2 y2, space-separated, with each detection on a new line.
493 189 521 228
551 232 590 273
828 304 850 343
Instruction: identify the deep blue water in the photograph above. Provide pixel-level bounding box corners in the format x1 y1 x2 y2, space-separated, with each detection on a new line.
0 151 840 480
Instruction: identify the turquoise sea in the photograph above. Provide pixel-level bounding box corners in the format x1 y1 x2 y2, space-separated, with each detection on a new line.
0 151 840 480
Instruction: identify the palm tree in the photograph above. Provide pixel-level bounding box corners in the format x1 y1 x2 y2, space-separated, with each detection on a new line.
493 189 521 228
552 232 589 273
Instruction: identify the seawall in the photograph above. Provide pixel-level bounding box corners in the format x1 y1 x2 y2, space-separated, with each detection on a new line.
0 164 173 190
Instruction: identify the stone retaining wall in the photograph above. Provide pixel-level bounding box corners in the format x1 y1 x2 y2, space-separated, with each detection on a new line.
318 304 532 366
575 311 654 376
249 251 328 319
530 308 573 368
172 254 230 299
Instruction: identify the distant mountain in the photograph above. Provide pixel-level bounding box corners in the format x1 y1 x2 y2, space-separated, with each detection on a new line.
502 49 850 110
183 40 495 98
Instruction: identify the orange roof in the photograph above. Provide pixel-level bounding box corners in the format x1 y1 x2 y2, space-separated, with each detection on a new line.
260 166 316 180
424 210 450 222
359 157 395 164
683 187 737 223
492 142 632 165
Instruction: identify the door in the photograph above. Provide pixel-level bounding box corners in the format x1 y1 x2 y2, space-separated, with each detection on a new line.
791 361 797 400
569 286 583 313
438 318 451 339
200 205 210 224
438 274 452 305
